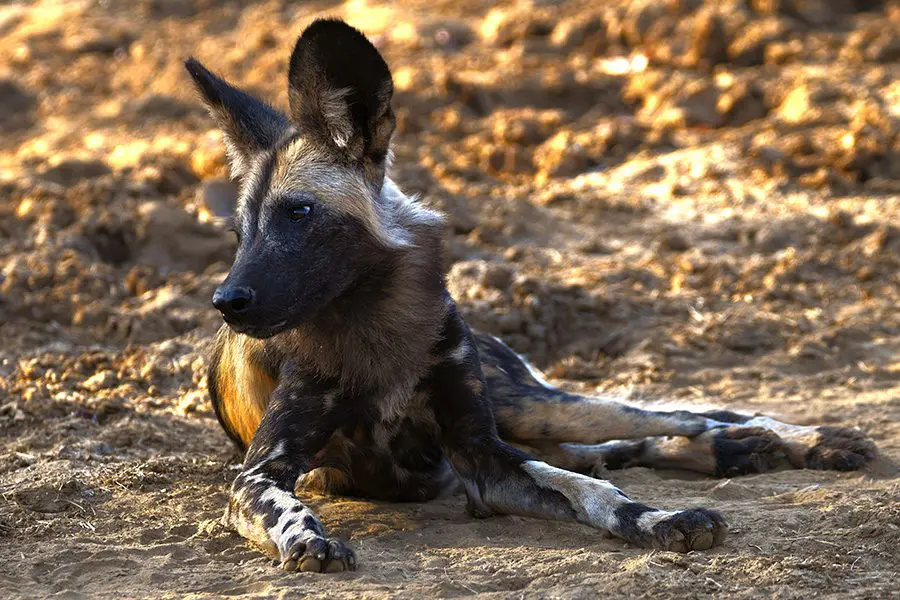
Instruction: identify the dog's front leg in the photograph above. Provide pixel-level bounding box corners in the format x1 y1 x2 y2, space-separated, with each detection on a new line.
429 330 727 552
448 437 727 552
225 379 355 573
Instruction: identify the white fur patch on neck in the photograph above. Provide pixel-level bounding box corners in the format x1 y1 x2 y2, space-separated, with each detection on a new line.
377 177 445 248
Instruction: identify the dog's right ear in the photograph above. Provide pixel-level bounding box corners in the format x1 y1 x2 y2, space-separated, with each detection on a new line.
287 19 394 188
185 58 291 180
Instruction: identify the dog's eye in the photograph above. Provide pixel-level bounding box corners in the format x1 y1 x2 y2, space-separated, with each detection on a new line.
289 205 312 221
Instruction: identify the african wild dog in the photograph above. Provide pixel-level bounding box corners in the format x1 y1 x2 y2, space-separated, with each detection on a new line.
186 19 879 573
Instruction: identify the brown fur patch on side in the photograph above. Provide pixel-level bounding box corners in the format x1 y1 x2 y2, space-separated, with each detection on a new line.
466 376 484 397
296 467 353 495
216 330 276 448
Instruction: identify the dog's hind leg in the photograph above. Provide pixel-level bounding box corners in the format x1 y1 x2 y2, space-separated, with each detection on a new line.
539 418 877 477
476 334 878 475
529 429 788 477
476 333 714 443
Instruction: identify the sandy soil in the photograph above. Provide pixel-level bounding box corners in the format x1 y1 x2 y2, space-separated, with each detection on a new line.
1 0 900 597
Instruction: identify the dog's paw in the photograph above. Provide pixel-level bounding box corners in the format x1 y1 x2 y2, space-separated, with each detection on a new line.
711 426 788 476
612 504 727 552
737 417 880 472
650 508 728 552
804 426 878 471
281 535 356 573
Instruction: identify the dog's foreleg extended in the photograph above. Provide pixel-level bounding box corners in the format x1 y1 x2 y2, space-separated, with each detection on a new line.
224 374 355 573
430 327 727 552
451 437 726 551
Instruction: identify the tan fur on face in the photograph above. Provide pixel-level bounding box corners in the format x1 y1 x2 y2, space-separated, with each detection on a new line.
266 136 402 248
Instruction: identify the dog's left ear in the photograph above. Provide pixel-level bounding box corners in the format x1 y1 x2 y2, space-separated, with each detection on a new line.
185 58 291 180
288 19 395 188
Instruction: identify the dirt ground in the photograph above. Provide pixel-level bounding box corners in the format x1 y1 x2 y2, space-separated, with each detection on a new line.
2 0 900 597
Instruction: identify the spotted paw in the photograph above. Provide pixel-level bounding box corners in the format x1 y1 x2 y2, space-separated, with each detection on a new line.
804 426 877 471
281 535 356 573
651 508 728 552
711 426 788 476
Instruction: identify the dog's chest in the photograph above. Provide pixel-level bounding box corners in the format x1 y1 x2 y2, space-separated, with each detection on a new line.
338 381 442 459
313 382 449 500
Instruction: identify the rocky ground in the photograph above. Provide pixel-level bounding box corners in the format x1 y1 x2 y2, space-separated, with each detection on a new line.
1 0 899 597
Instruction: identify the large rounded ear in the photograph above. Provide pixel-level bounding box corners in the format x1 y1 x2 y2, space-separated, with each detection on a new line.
185 58 291 180
287 19 395 187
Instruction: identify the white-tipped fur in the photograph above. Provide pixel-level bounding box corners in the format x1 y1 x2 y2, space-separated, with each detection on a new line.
319 87 354 148
451 340 471 363
490 335 557 390
377 177 444 248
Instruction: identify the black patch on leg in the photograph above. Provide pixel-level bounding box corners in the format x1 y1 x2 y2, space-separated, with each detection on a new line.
301 515 323 534
598 440 646 471
805 426 877 471
611 502 657 542
260 499 282 530
449 442 579 522
702 410 752 424
712 427 787 476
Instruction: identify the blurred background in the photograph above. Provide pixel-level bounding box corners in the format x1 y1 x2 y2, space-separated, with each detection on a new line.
0 1 898 597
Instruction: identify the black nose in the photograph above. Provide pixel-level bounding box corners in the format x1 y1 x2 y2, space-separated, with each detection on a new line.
212 286 255 319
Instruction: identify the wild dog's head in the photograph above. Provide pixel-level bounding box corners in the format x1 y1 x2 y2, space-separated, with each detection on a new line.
187 19 431 338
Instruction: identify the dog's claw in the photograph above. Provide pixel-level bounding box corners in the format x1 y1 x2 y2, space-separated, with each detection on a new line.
281 558 298 571
282 536 356 574
653 509 727 552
